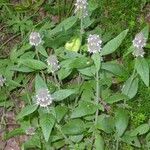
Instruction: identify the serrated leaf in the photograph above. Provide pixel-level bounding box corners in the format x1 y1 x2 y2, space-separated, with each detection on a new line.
115 109 129 137
62 119 85 135
135 57 149 87
52 89 76 101
19 59 47 70
122 76 139 99
35 74 47 92
105 93 128 104
55 106 69 123
71 101 97 118
17 104 38 120
39 113 55 142
5 128 25 140
101 29 128 56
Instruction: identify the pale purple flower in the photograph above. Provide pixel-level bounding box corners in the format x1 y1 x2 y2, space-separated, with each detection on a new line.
75 0 88 18
25 127 36 136
132 32 146 49
29 32 42 46
132 48 145 57
0 75 6 87
36 88 53 107
132 32 146 57
88 34 102 53
47 55 60 73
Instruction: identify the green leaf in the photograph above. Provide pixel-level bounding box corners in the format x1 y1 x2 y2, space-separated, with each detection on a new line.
115 109 129 137
35 74 47 92
5 128 25 140
105 93 128 104
92 53 101 72
62 119 85 135
55 106 69 123
39 113 55 142
101 62 127 77
94 134 105 150
135 57 149 87
122 132 141 148
130 124 149 136
36 45 48 57
17 104 38 120
97 114 114 133
23 134 41 149
57 68 72 80
101 29 128 55
71 101 97 118
48 16 77 36
19 59 47 70
122 76 139 99
52 89 76 101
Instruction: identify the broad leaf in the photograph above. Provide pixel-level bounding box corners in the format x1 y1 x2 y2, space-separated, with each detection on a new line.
101 29 128 56
19 59 47 70
62 119 85 135
122 76 139 99
52 89 76 101
71 101 97 118
17 104 38 120
135 57 149 87
115 109 129 137
35 74 47 92
130 124 149 136
39 113 55 142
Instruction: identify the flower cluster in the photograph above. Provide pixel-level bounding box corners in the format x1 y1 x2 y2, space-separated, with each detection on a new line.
47 55 60 73
87 34 102 53
25 127 36 136
132 32 146 57
74 0 88 18
36 88 53 107
29 32 42 46
0 75 6 87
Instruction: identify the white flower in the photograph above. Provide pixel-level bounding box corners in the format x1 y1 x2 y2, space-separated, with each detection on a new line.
0 75 6 87
132 32 146 57
29 32 42 46
87 34 102 53
47 55 60 73
132 32 146 49
75 0 88 18
36 88 53 107
132 48 145 57
25 127 36 136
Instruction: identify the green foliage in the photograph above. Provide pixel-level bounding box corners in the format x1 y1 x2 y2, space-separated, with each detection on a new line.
1 0 150 149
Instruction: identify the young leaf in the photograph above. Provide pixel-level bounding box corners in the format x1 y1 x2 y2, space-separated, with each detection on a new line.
62 119 85 135
19 59 47 70
94 134 105 150
39 113 55 142
135 57 149 87
115 109 129 137
101 29 128 56
122 76 139 99
71 101 97 118
17 104 38 120
52 89 76 101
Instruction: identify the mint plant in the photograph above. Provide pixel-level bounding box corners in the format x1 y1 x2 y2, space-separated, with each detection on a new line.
0 0 150 150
